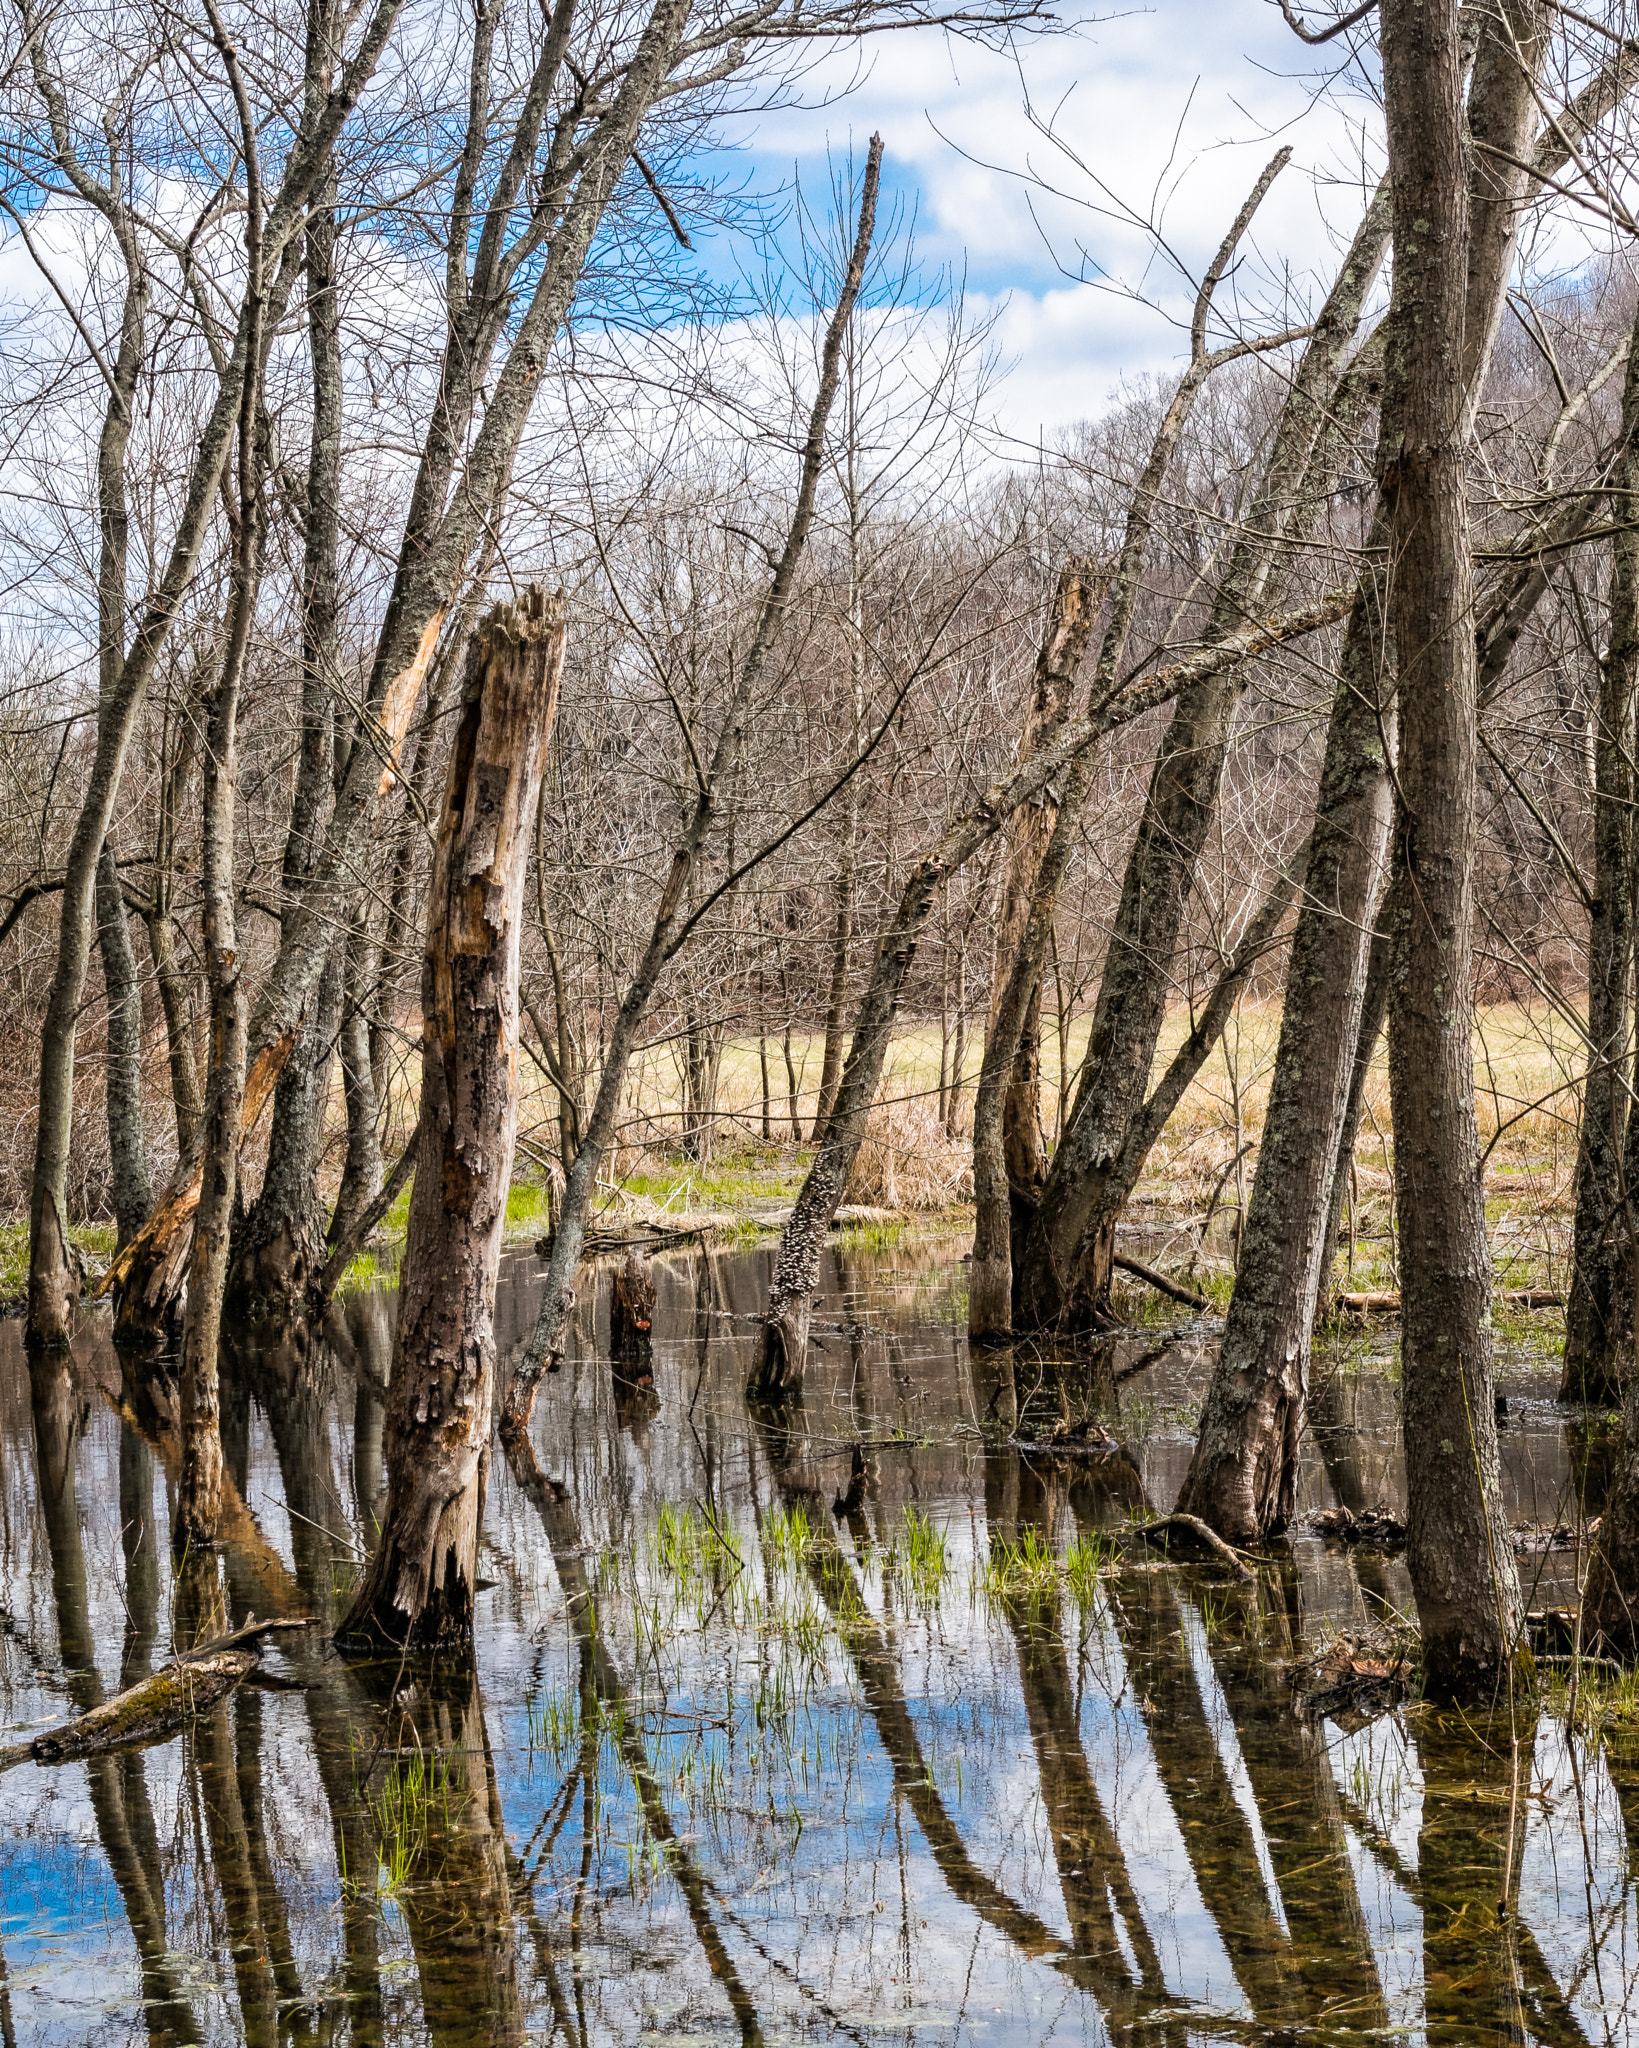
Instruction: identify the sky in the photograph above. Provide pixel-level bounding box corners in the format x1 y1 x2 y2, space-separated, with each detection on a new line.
700 0 1391 447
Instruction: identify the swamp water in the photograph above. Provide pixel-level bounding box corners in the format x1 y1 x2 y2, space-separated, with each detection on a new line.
0 1230 1633 2046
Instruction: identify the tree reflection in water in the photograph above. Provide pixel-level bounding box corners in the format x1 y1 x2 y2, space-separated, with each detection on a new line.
0 1235 1634 2044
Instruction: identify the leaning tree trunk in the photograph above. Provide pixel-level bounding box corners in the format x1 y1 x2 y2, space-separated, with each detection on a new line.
751 617 1342 1395
1177 540 1394 1541
1562 309 1639 1405
970 557 1103 1340
1014 179 1393 1334
96 839 152 1248
339 588 563 1649
330 918 386 1251
1378 0 1534 1703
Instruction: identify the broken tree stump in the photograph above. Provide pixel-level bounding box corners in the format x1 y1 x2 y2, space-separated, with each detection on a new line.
610 1248 656 1358
337 588 564 1651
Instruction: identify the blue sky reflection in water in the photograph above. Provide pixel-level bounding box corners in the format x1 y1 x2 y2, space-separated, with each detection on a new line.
0 1234 1632 2045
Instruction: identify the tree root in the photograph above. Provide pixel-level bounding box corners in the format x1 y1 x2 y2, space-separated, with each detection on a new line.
1122 1512 1257 1581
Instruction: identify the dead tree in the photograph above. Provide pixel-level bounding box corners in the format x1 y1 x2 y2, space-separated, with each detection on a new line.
609 1248 656 1356
339 588 563 1648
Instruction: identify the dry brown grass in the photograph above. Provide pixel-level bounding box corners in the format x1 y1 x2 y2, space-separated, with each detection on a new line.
844 1097 973 1210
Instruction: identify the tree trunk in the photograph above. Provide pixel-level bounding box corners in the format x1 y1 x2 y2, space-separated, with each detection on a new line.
26 247 151 1348
1177 542 1394 1541
340 588 562 1648
232 947 345 1310
176 297 268 1549
146 894 203 1158
970 557 1104 1338
1378 0 1536 1702
1013 179 1393 1333
1562 311 1639 1405
1312 915 1391 1331
96 839 152 1248
330 918 385 1249
1584 1375 1639 1652
232 175 346 1315
946 945 966 1138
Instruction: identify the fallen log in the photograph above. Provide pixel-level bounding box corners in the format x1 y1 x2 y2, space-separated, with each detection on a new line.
1112 1253 1211 1312
1335 1285 1564 1316
1 1616 313 1772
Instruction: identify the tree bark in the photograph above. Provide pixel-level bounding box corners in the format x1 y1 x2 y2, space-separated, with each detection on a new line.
1177 541 1394 1541
96 838 152 1248
1378 0 1536 1702
340 588 563 1648
1563 311 1639 1404
1313 915 1391 1328
330 919 386 1248
970 558 1103 1338
1584 1376 1639 1651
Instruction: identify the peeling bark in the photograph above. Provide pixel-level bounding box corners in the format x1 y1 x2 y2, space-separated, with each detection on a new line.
340 588 562 1648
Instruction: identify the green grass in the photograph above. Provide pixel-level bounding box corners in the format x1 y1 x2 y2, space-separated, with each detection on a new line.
887 1506 949 1601
0 1220 117 1305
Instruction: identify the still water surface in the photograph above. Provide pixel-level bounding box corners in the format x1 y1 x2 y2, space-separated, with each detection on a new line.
0 1233 1633 2045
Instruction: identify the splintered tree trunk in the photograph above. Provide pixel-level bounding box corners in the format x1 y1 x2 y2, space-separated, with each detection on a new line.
1563 315 1639 1405
970 557 1103 1338
1379 0 1529 1701
1177 549 1394 1540
339 588 562 1649
96 840 152 1247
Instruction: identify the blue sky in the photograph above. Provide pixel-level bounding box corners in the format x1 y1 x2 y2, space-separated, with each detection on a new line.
700 0 1388 441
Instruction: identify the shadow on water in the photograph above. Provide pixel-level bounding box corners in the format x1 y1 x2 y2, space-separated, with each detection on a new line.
0 1233 1635 2043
